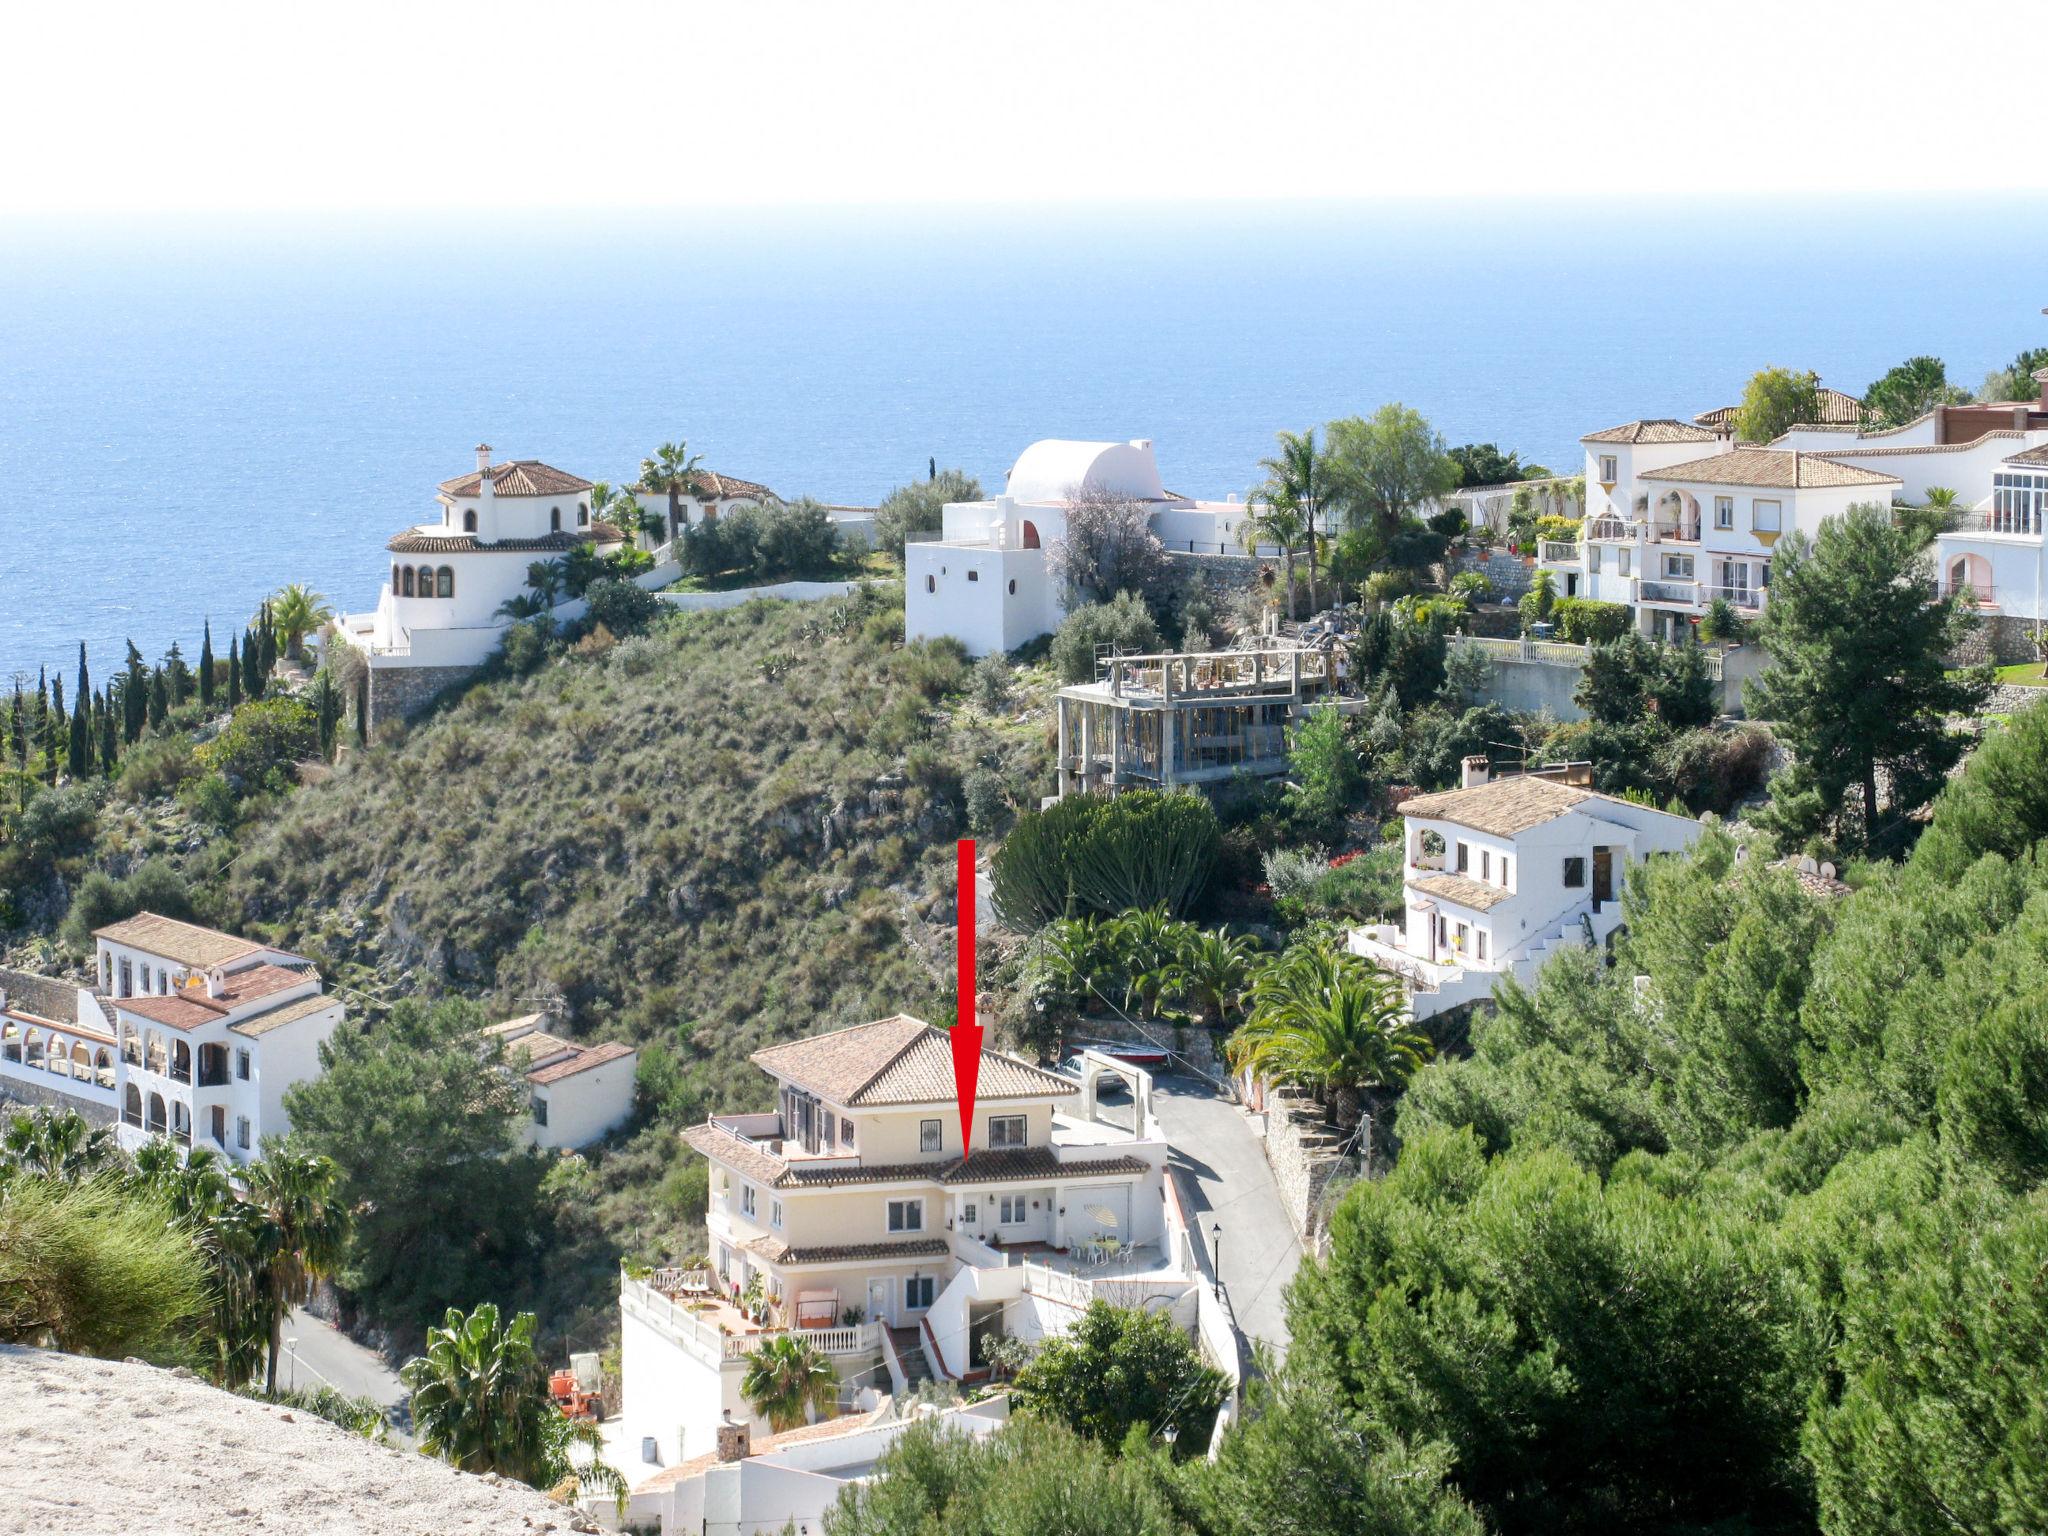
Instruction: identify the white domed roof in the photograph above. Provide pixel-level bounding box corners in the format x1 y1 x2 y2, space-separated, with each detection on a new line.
1004 439 1166 505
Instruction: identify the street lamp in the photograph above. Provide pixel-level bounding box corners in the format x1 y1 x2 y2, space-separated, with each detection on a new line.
286 1336 299 1391
1210 1224 1223 1297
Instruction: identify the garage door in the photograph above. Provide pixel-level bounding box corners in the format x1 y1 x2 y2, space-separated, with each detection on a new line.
1075 1183 1132 1244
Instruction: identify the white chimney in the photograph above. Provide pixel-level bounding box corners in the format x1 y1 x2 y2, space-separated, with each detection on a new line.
475 443 492 473
1460 755 1490 789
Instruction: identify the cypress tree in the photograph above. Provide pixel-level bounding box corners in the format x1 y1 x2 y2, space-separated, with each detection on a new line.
9 683 26 774
97 692 117 776
164 641 189 707
311 670 340 760
147 668 168 729
258 608 278 692
68 644 91 779
199 621 215 709
241 627 261 700
355 669 369 745
122 642 148 743
227 636 243 709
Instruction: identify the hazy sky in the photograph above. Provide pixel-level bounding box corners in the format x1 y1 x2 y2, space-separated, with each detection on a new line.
5 0 2042 215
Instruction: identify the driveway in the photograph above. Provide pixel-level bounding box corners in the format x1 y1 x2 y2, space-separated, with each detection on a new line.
1149 1073 1302 1361
283 1306 411 1436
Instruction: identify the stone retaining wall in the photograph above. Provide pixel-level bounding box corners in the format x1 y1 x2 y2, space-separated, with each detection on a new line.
0 1078 116 1126
1449 548 1537 602
363 663 479 733
1162 548 1268 606
1983 683 2048 716
1257 1086 1350 1250
1952 614 2040 667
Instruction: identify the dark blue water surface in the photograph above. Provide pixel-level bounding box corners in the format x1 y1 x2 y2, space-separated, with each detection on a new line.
3 196 2045 680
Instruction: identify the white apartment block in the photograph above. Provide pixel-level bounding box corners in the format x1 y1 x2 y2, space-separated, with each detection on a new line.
619 1016 1224 1473
1351 760 1702 1019
0 912 340 1163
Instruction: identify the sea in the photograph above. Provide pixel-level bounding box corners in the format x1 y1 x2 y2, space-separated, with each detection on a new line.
3 195 2045 683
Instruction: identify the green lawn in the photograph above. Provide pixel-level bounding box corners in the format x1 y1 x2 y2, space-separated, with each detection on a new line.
1994 662 2048 688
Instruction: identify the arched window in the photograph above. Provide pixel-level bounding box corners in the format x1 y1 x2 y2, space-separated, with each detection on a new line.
1 1021 19 1062
463 509 477 532
551 507 562 532
23 1030 43 1070
401 566 415 597
95 1047 114 1087
1021 520 1041 549
46 1037 69 1077
71 1042 92 1079
391 563 401 593
146 1093 166 1133
578 506 589 527
416 565 435 597
437 566 454 598
146 1032 166 1076
123 1083 143 1128
172 1101 191 1138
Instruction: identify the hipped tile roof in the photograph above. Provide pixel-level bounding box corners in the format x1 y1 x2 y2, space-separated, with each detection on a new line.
1398 776 1593 836
1582 419 1722 446
1639 448 1900 490
94 913 266 969
437 460 594 498
751 1016 1076 1108
1410 872 1515 913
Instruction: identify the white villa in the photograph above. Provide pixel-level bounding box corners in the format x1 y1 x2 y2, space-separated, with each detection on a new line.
486 1014 638 1151
1547 365 2048 649
336 445 624 673
618 1015 1225 1474
1350 761 1703 1019
0 913 341 1162
904 438 1266 657
631 468 782 546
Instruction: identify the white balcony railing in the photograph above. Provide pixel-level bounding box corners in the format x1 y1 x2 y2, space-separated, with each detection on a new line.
1636 579 1699 605
1705 585 1765 611
1538 539 1581 563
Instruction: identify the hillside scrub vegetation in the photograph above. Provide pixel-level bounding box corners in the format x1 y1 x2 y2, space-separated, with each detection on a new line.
215 586 1054 1339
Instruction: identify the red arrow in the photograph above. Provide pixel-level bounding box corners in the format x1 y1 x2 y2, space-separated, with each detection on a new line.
952 838 982 1161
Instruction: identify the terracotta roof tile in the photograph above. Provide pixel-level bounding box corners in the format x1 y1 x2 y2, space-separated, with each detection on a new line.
681 1125 1146 1191
2003 443 2048 467
386 523 624 555
742 1235 950 1266
213 964 308 1007
113 992 228 1031
1398 776 1592 836
94 913 265 969
634 469 781 503
1410 872 1514 913
229 993 338 1039
437 460 594 498
1582 419 1722 446
1639 448 1900 490
751 1016 1075 1107
528 1041 634 1086
1695 388 1862 429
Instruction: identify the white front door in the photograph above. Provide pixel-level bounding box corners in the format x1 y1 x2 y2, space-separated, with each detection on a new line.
867 1277 892 1327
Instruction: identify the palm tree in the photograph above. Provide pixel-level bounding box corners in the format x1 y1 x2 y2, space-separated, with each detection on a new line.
740 1333 840 1432
403 1301 628 1507
265 584 333 663
1229 947 1431 1128
594 480 665 547
524 559 568 609
1260 429 1331 614
243 1151 350 1394
1042 915 1114 1013
1 1106 117 1181
639 440 705 545
1238 496 1311 621
1111 905 1186 1016
1172 928 1260 1029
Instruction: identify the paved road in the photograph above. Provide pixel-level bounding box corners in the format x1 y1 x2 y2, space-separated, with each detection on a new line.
284 1306 411 1433
1149 1073 1301 1361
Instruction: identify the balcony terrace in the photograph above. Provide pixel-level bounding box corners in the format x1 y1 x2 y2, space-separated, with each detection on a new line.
1636 579 1700 606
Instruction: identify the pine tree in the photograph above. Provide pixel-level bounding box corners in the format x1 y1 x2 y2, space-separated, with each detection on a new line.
199 620 216 709
68 644 91 779
228 636 243 709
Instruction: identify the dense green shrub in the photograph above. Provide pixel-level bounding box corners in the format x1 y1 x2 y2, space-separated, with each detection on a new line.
991 788 1221 928
970 653 1013 713
61 857 196 953
115 734 201 802
579 577 661 637
199 696 318 790
1549 596 1630 645
1654 726 1771 814
14 785 98 864
962 767 1011 836
1049 593 1161 684
892 638 971 701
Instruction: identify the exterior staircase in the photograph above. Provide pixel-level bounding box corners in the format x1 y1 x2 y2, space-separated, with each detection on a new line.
889 1326 932 1390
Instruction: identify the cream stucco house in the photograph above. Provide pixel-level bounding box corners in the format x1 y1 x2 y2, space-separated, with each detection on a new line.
618 1015 1220 1474
1350 761 1703 1019
486 1014 638 1151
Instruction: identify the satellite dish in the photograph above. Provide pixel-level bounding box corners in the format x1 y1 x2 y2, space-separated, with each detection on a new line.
1820 861 1837 880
